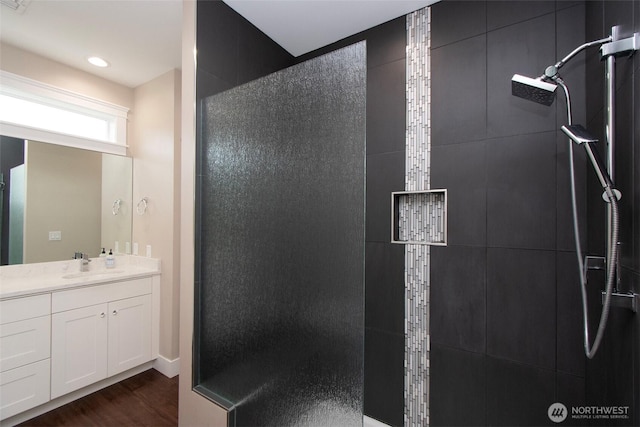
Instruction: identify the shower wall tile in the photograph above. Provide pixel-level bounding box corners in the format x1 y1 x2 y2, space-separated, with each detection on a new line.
486 0 555 32
585 115 608 256
556 251 586 377
365 242 406 334
556 4 586 127
430 245 486 353
367 59 408 155
586 307 635 413
556 373 588 427
196 1 293 97
556 1 583 12
366 151 405 243
237 28 294 84
430 1 486 49
196 69 234 100
487 14 557 138
430 344 486 426
486 248 556 369
486 132 556 250
585 1 606 41
634 66 640 273
604 1 635 53
431 34 487 145
364 17 407 68
364 328 405 427
197 1 239 84
615 77 635 269
584 0 605 124
485 356 555 426
557 372 586 408
431 141 486 247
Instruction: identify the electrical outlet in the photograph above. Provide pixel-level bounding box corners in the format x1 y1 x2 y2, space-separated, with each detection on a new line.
49 231 61 241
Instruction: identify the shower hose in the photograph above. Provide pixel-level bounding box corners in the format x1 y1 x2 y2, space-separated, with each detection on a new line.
560 80 619 359
565 106 618 358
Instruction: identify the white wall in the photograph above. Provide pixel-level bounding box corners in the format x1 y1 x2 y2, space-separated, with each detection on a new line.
0 42 134 112
131 69 182 361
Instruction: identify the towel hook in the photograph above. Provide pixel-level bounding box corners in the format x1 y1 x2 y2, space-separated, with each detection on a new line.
136 197 149 215
112 199 122 216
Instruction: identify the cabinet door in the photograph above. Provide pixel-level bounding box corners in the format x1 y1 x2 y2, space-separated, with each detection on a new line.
51 304 108 399
107 294 152 376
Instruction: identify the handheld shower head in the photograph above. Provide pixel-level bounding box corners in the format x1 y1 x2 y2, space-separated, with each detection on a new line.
560 124 598 145
511 74 558 106
561 124 619 200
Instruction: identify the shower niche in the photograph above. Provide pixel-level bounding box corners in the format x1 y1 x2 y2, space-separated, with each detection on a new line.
194 43 366 425
391 189 448 245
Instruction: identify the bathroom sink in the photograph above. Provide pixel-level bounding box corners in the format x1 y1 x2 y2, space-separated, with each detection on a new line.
62 270 125 280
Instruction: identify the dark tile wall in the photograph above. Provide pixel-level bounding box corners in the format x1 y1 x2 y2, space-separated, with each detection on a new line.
195 0 294 100
298 19 408 426
429 1 600 425
584 2 640 426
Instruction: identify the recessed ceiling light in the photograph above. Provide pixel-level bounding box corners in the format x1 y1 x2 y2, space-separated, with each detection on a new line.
87 56 109 68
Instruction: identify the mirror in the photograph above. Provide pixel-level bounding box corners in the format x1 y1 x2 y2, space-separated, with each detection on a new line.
0 136 132 265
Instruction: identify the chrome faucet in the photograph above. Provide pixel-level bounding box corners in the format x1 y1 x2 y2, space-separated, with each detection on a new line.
73 252 91 272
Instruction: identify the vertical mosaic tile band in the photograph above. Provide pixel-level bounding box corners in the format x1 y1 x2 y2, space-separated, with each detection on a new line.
405 7 431 427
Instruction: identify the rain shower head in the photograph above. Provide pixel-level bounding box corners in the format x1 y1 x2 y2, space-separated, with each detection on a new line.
511 74 558 106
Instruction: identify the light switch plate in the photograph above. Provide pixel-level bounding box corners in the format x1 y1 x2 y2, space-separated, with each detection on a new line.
48 231 61 241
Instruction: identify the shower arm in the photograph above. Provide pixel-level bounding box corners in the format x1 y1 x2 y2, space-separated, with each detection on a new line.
542 36 612 80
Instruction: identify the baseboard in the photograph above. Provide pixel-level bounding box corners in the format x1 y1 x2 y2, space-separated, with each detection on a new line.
153 355 180 378
363 415 392 427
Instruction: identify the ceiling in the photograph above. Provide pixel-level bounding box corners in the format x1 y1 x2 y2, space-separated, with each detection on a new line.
0 0 436 88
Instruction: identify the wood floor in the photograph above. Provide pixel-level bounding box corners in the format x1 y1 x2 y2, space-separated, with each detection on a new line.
18 369 178 427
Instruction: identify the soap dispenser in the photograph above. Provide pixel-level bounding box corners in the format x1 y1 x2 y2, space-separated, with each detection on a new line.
99 248 106 257
106 249 115 268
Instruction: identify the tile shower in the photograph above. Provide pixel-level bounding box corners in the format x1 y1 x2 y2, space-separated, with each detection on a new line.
193 1 640 426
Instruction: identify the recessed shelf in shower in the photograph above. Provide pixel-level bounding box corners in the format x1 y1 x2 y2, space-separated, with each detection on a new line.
391 189 447 245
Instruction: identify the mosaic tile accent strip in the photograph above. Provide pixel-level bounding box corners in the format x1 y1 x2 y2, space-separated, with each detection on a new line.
405 7 431 427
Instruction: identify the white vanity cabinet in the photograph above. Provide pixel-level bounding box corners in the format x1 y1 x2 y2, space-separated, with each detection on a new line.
0 294 52 420
50 277 153 399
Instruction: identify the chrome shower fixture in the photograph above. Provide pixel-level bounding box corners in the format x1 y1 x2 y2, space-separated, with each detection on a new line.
561 125 621 201
560 124 598 145
511 74 557 106
511 34 614 106
511 27 639 359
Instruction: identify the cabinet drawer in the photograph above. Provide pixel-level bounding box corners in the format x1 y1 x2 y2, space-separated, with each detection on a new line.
0 294 50 324
52 277 152 313
0 316 51 372
0 359 50 421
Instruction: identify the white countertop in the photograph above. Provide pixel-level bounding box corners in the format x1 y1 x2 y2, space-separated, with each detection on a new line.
0 255 161 299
